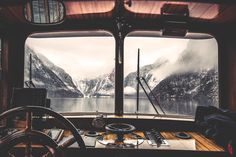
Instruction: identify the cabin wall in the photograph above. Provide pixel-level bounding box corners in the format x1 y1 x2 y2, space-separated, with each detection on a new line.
0 37 9 113
217 30 236 111
0 25 236 113
225 38 236 111
0 31 26 111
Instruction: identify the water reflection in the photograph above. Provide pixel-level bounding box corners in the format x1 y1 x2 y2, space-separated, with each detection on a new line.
50 97 201 117
51 97 115 113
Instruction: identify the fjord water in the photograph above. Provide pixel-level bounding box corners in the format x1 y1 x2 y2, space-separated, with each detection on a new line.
50 97 198 116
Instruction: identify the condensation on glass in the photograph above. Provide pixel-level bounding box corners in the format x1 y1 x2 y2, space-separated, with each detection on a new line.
24 31 115 113
124 31 218 118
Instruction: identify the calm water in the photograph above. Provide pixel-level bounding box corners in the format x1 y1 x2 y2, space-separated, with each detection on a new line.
50 97 199 116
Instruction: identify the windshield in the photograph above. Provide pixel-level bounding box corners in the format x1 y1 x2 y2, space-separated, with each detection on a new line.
24 31 219 119
24 31 115 113
124 33 218 117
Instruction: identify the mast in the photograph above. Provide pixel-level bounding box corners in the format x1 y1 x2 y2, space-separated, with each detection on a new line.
136 49 140 114
25 53 35 88
29 54 32 84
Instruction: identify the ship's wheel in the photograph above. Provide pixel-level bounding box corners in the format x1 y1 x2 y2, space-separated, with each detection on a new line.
0 106 86 157
97 123 144 148
105 123 136 142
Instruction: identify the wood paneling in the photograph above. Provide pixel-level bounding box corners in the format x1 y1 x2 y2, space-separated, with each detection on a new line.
55 130 225 152
65 1 115 19
0 6 26 24
18 130 224 152
0 1 235 24
93 131 224 151
125 1 236 23
163 132 224 151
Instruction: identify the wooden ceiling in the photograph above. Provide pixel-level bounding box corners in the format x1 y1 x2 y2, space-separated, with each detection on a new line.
0 0 236 26
65 1 115 19
124 1 236 23
0 5 26 25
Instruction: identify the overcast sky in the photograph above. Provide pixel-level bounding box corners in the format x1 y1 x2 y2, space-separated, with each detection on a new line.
26 36 218 80
26 37 115 79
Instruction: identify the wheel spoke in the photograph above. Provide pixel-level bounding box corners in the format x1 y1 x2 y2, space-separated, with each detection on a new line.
25 141 32 157
25 111 32 131
0 106 86 156
25 111 32 157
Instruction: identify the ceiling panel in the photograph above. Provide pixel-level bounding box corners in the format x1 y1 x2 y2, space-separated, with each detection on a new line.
64 0 115 19
125 0 236 23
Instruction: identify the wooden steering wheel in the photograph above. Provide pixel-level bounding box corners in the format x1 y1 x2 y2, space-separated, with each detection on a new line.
0 106 86 157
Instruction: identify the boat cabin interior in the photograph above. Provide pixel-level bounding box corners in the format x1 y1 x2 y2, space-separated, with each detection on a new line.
0 0 236 157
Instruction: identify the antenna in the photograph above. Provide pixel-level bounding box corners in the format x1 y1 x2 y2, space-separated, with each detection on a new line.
136 49 140 114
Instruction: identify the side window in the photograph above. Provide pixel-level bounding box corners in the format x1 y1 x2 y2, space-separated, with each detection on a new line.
124 32 218 118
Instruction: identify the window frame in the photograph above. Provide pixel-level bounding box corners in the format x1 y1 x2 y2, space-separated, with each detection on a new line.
23 30 219 120
121 31 219 119
24 30 117 114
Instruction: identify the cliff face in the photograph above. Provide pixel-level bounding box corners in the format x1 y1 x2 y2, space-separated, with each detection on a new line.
123 39 218 107
76 69 115 97
25 46 83 98
24 39 218 108
151 70 218 106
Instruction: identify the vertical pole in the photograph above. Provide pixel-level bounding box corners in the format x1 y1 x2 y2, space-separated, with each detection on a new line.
29 54 32 84
115 34 124 116
136 49 140 114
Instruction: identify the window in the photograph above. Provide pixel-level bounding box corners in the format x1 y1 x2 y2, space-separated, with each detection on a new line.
124 32 218 118
27 0 64 23
24 31 115 113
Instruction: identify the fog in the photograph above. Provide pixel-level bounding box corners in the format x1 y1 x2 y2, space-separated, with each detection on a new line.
26 36 218 81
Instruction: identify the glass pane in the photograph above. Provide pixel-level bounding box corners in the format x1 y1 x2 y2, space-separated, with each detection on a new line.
24 31 115 113
124 32 218 118
28 0 64 24
32 1 41 22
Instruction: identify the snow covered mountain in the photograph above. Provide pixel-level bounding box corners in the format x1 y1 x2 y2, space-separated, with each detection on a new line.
24 39 218 107
124 58 168 95
123 40 219 107
76 69 115 97
24 46 83 98
151 69 218 106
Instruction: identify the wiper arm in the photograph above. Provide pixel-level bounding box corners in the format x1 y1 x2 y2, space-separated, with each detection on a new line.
25 53 36 88
138 77 165 115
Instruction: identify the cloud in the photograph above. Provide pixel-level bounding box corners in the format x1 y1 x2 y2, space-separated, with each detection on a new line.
26 37 115 79
151 38 218 81
25 36 218 82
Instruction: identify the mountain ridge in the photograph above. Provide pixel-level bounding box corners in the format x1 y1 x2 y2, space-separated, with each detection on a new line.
25 46 83 98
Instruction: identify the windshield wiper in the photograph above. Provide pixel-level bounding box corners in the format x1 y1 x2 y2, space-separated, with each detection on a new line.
25 53 35 88
136 49 165 116
139 77 165 115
